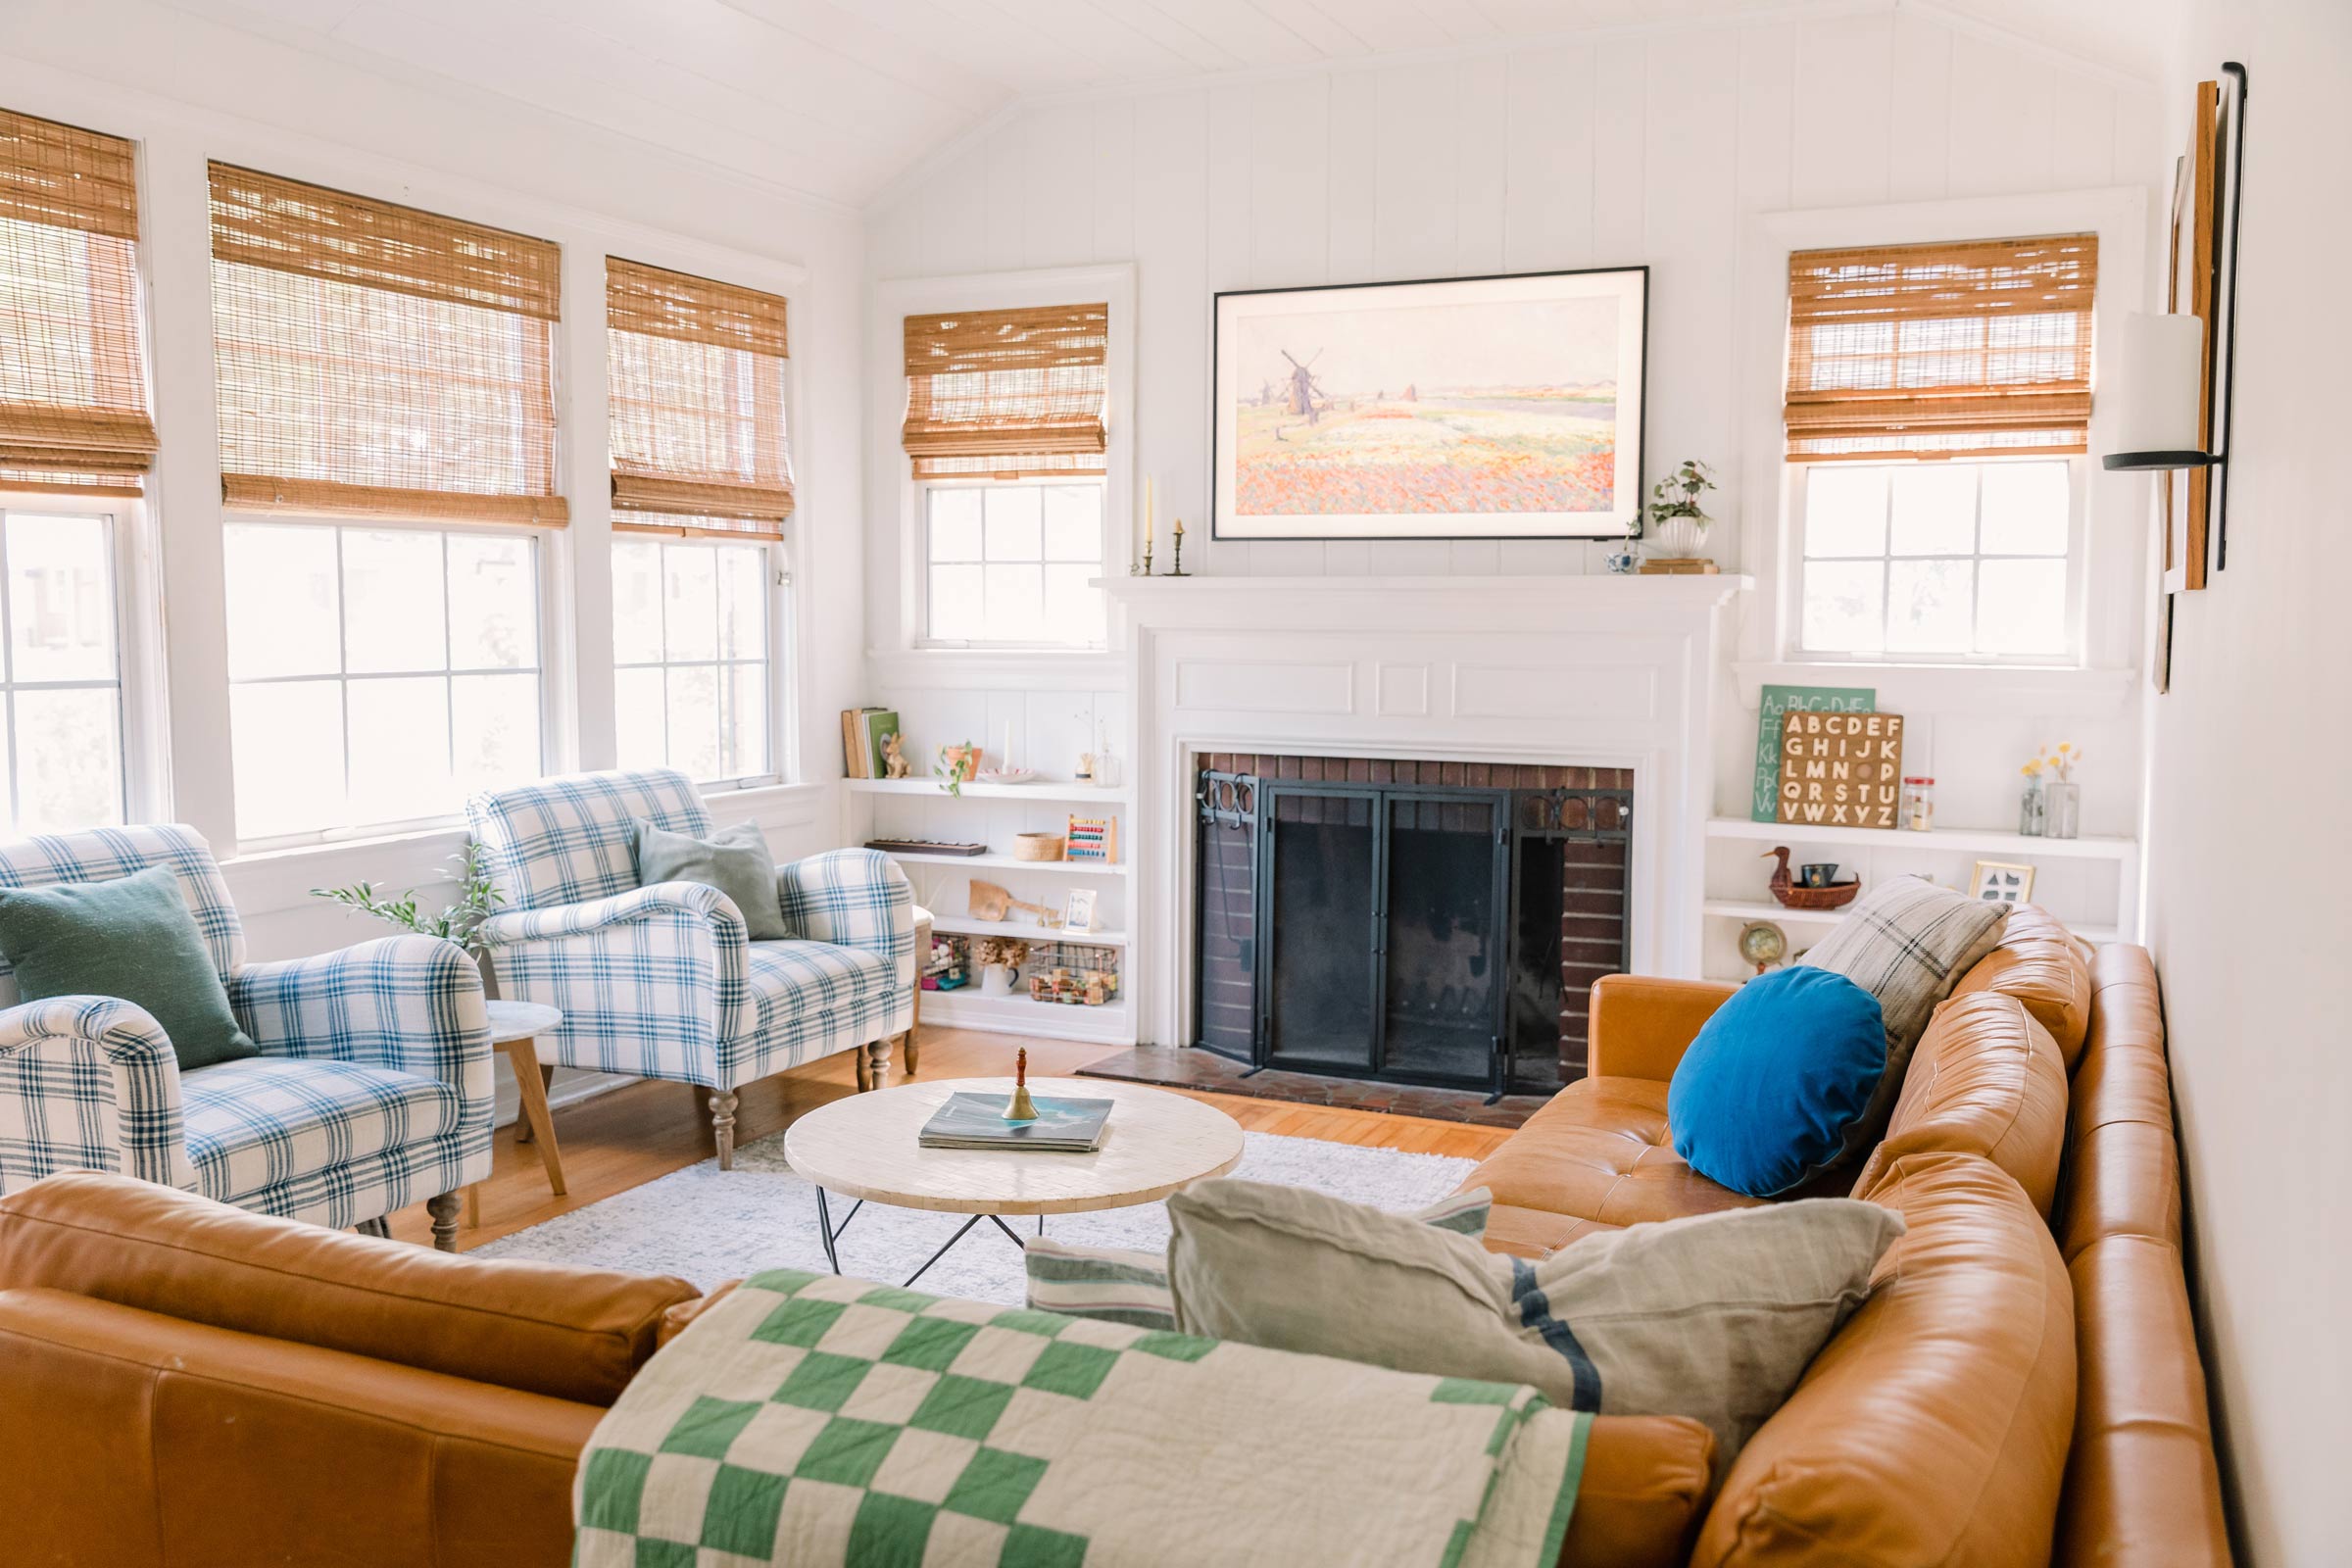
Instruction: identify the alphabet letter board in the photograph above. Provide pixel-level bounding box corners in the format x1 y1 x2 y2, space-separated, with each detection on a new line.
1777 710 1905 829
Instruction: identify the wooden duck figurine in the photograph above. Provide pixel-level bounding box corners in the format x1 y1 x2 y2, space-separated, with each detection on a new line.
1762 846 1862 909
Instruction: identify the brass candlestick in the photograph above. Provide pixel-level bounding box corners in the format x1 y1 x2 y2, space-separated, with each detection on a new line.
1004 1047 1039 1121
1168 524 1189 577
1138 538 1153 577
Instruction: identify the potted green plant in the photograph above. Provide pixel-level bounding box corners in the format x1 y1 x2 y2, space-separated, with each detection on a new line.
1646 459 1717 558
312 842 506 984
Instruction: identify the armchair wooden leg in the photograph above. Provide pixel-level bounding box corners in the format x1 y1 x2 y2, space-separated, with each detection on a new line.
425 1192 462 1252
856 1050 872 1093
710 1090 740 1170
902 984 921 1078
863 1038 892 1096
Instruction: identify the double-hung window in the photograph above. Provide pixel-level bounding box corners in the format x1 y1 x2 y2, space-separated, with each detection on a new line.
0 108 153 835
1785 234 2095 662
904 304 1108 648
209 163 564 842
605 258 793 785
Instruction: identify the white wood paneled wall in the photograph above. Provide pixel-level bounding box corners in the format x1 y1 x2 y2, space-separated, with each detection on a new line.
865 13 2158 589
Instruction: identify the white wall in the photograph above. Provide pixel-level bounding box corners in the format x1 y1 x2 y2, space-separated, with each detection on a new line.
866 8 2156 587
2141 2 2352 1561
863 9 2162 978
1 2 870 1116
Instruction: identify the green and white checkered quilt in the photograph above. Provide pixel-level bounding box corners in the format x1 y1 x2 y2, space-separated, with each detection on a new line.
575 1268 1592 1568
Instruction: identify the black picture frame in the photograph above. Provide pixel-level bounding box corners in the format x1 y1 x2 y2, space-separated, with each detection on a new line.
1209 266 1650 543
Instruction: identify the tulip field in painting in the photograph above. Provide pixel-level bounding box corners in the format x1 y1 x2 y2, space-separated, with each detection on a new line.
1213 270 1646 540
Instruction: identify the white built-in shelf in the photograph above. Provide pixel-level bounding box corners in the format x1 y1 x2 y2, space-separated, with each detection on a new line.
848 778 1132 805
928 913 1128 948
1699 897 2119 944
884 850 1127 876
1706 816 2135 862
918 985 1131 1046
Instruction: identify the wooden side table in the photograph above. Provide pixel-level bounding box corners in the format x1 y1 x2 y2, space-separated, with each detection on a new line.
468 1000 566 1227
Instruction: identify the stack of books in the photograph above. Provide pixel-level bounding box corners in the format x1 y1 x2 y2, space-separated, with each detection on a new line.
916 1092 1112 1152
839 708 901 778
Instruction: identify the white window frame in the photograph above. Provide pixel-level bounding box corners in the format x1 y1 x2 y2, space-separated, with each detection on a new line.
1788 455 2088 666
220 514 558 852
0 489 165 834
1733 188 2149 684
610 531 792 792
870 264 1135 673
913 475 1110 652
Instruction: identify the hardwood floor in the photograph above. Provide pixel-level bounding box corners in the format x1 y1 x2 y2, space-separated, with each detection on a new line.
387 1028 1513 1250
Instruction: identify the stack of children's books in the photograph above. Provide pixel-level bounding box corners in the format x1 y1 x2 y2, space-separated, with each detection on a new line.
838 708 900 778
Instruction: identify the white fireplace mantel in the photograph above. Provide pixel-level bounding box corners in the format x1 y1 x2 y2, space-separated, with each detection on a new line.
1099 572 1753 1049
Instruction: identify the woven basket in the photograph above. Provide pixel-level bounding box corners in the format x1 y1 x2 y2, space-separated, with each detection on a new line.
1012 832 1065 862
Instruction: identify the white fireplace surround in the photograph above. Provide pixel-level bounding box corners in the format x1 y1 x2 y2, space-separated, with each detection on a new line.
1100 573 1752 1050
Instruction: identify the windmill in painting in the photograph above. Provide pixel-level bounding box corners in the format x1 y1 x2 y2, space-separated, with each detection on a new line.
1213 269 1648 541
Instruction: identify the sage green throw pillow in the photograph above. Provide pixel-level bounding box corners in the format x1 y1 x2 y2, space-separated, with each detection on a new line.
0 865 258 1072
1166 1176 1905 1471
630 819 787 941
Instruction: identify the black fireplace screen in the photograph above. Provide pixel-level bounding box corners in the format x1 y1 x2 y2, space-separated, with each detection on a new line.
1195 767 1632 1096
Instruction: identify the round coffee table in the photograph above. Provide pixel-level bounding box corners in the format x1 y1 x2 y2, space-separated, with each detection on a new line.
783 1076 1244 1288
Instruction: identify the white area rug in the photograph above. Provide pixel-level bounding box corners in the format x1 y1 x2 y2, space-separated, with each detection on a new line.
474 1126 1477 1304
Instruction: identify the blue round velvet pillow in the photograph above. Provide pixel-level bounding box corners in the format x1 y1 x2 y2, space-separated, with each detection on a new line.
1668 965 1887 1199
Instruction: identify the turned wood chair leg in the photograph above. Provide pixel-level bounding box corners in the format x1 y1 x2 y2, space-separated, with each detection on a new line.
864 1037 892 1096
902 982 921 1078
856 1050 872 1093
425 1192 462 1252
710 1089 740 1170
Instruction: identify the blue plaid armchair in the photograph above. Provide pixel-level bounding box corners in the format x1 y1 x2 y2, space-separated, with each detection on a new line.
0 826 493 1249
466 770 914 1168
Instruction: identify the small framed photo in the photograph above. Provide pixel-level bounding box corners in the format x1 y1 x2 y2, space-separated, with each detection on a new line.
1968 859 2036 907
1062 888 1099 933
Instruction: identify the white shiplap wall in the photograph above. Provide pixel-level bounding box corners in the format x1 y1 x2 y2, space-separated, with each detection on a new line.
865 12 2157 590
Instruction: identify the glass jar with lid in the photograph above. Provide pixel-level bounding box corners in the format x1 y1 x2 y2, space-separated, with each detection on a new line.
1901 776 1936 832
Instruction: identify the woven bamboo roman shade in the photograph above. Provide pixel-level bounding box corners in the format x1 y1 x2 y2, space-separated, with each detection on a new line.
902 303 1107 479
607 257 792 540
208 162 566 525
1785 233 2097 462
0 108 155 499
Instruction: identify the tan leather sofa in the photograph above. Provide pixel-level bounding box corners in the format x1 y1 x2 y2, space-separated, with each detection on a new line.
0 908 2229 1567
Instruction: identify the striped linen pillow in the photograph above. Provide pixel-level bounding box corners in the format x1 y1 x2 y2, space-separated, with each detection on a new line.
1025 1187 1491 1329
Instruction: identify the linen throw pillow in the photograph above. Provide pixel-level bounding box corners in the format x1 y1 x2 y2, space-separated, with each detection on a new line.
1668 965 1887 1197
631 819 788 940
1166 1176 1904 1469
1798 874 2010 1164
1025 1187 1493 1329
0 864 259 1072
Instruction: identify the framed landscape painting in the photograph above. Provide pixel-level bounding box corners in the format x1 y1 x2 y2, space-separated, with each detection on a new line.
1212 268 1647 541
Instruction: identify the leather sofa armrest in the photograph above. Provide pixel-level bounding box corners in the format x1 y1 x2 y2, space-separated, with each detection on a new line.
1586 975 1738 1081
0 1287 599 1568
0 1173 699 1407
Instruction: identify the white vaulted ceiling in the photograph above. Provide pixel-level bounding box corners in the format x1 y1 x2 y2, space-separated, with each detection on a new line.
151 0 2164 209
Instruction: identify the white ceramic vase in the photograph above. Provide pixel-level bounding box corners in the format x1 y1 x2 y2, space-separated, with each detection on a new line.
1651 514 1709 557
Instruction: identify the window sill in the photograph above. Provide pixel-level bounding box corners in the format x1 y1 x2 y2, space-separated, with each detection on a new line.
1732 660 2138 718
867 647 1121 691
220 781 827 919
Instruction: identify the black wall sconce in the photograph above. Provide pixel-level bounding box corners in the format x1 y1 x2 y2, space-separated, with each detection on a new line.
2102 64 2248 564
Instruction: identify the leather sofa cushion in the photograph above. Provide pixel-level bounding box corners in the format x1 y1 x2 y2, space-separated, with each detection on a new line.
1852 992 2070 1216
1693 1152 2075 1567
2056 1236 2231 1568
0 1287 597 1568
1560 1415 1717 1568
1951 904 2093 1068
1587 975 1739 1080
2056 947 2180 1262
1460 1078 1764 1231
0 1173 698 1406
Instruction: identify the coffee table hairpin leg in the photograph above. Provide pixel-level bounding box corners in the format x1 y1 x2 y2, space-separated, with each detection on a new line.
814 1188 1037 1289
